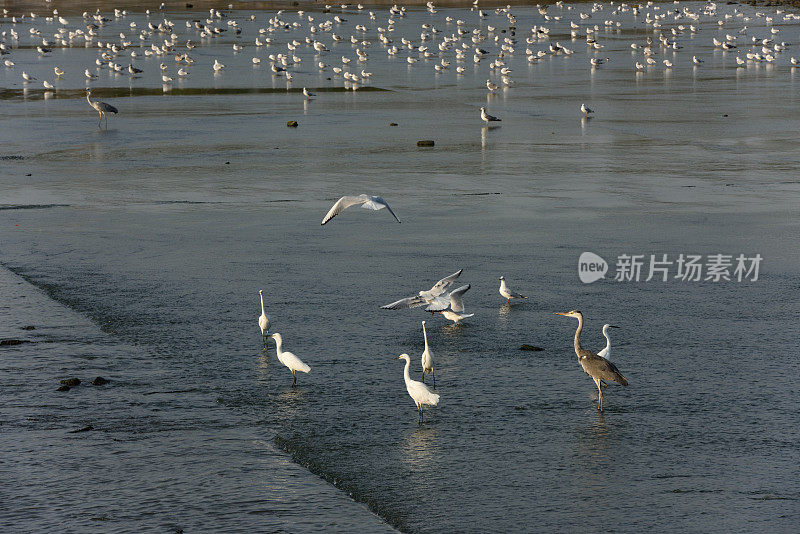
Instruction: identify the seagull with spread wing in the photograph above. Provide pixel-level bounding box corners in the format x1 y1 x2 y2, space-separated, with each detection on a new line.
381 270 463 312
321 194 401 225
426 284 474 324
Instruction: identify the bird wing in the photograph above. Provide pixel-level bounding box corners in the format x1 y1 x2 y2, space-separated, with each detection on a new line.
407 379 440 406
381 295 425 310
281 351 311 373
582 352 627 385
321 195 367 225
427 269 463 297
362 196 401 223
424 294 450 312
447 284 471 313
102 102 118 113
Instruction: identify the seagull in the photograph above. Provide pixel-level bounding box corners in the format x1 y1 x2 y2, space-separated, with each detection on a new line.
480 107 501 123
269 333 310 387
486 79 499 92
43 80 54 89
426 284 474 324
581 103 594 116
22 71 36 82
303 87 315 99
498 276 527 303
53 66 64 77
381 269 464 311
321 194 401 225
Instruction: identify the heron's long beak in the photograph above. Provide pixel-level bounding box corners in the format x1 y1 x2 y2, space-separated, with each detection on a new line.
555 312 567 316
609 325 620 328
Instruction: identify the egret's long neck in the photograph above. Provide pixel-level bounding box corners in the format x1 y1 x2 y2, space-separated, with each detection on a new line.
403 358 411 384
422 325 428 350
273 337 282 354
259 293 265 315
573 315 584 355
603 327 611 354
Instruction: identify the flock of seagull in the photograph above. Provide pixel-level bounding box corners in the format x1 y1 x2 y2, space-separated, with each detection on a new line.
258 197 628 420
2 1 799 128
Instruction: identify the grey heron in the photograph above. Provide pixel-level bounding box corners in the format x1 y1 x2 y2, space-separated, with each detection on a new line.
85 90 118 129
556 310 627 411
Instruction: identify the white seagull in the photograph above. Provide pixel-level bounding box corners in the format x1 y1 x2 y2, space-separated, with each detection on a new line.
427 284 474 324
480 106 501 123
398 353 440 423
321 194 401 225
303 87 315 99
381 269 463 310
269 333 311 387
581 103 594 116
499 276 528 303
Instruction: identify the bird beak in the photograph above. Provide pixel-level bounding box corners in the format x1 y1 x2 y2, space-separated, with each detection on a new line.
555 312 567 316
609 325 620 328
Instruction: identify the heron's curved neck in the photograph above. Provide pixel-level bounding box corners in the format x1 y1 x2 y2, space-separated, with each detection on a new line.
273 337 282 354
573 315 584 356
86 92 92 104
259 293 265 315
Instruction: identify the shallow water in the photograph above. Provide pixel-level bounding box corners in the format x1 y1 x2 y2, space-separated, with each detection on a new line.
2 2 800 532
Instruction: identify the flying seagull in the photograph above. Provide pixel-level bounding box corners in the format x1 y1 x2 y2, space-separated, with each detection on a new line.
321 194 401 225
381 269 463 310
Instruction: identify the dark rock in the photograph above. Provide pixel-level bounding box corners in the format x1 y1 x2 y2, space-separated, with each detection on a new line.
287 120 298 127
20 325 36 330
185 3 193 7
0 339 30 346
57 385 71 392
68 425 94 433
390 122 398 126
91 376 109 386
417 140 435 147
723 114 728 117
61 377 81 386
224 161 230 164
519 344 544 351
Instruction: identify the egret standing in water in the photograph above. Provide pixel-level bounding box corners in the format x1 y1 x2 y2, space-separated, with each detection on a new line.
85 89 118 129
555 310 627 411
258 289 270 347
398 353 439 423
421 321 435 387
269 333 310 387
597 324 619 359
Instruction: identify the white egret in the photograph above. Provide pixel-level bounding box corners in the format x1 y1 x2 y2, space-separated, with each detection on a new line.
498 276 527 303
556 311 628 411
321 194 400 225
258 289 270 346
597 324 619 359
398 354 440 423
270 333 311 387
421 321 435 387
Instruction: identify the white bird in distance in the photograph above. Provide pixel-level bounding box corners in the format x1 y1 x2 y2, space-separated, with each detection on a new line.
321 194 401 225
381 269 463 311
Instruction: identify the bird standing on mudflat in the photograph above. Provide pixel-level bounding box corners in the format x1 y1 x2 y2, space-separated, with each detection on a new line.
555 310 627 411
85 89 118 128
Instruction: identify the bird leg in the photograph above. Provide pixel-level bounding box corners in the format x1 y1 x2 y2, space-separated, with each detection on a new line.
292 372 296 387
594 378 604 412
420 372 425 384
97 112 102 128
432 370 435 389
